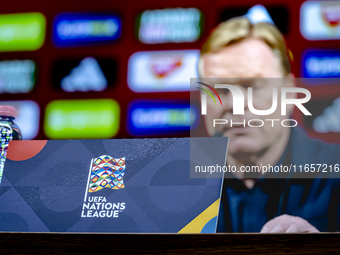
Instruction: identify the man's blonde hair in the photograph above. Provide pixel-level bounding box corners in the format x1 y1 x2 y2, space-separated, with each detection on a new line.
199 17 291 76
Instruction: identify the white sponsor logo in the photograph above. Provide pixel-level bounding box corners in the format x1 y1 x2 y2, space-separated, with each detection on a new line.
0 60 35 93
313 97 340 133
300 1 340 40
138 8 201 44
127 50 199 92
61 57 108 92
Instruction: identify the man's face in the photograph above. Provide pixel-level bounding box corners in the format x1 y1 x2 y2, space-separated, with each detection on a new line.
201 37 291 155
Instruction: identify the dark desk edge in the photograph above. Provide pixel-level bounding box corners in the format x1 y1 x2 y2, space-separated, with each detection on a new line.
1 232 340 254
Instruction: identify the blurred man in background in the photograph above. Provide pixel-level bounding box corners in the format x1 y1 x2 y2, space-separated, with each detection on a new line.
199 17 340 233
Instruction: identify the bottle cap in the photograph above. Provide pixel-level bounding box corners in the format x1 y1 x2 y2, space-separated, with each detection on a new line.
0 105 16 118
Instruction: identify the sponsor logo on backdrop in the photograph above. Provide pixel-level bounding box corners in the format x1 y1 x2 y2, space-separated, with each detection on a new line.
0 60 36 93
151 55 182 78
82 155 126 218
302 50 340 79
128 101 199 136
137 8 202 44
313 98 340 133
0 12 46 52
321 2 340 27
53 13 122 47
89 155 125 192
303 98 340 134
0 100 39 139
51 58 117 92
127 50 199 92
44 99 120 139
300 1 340 40
61 57 107 92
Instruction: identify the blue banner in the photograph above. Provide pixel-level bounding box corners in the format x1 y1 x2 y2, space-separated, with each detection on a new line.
0 138 225 233
128 101 199 136
302 50 340 78
53 13 122 47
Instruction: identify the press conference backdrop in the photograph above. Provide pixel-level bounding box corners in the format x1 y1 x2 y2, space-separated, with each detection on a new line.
0 0 340 142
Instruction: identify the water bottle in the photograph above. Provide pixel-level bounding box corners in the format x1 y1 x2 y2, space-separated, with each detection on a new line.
0 105 22 184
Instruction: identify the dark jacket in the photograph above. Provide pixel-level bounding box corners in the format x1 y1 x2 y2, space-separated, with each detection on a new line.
217 126 340 232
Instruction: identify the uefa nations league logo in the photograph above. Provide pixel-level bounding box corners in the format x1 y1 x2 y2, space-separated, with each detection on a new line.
81 155 126 218
88 155 125 192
